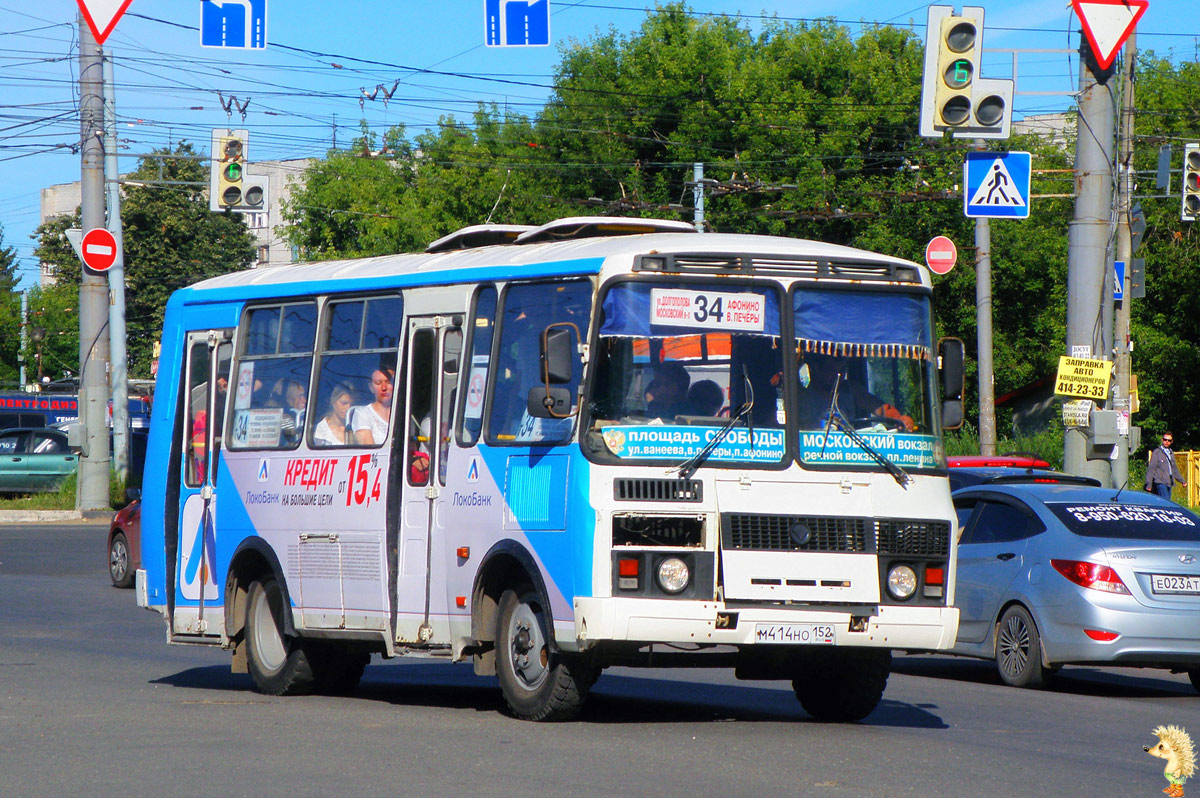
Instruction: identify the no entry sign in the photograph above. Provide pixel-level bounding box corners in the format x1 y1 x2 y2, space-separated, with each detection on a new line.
80 227 117 272
925 235 957 275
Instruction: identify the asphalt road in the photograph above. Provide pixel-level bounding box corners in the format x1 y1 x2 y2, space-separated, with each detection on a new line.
1 523 1196 798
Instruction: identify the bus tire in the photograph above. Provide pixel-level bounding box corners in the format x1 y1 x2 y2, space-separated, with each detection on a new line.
245 576 316 696
792 648 890 722
495 587 592 721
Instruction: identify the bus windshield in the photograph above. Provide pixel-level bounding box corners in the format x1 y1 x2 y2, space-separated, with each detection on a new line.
791 288 943 471
584 280 788 466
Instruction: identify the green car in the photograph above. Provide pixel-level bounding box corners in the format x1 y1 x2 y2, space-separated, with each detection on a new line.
0 427 78 494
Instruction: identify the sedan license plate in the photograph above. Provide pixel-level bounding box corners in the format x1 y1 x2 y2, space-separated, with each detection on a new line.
754 623 835 645
1150 573 1200 595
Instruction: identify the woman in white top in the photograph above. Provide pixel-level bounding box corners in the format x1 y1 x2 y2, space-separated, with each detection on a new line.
353 368 393 445
313 383 353 447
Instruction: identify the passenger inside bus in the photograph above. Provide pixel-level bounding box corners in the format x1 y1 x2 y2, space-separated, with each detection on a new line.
271 379 307 444
353 366 394 445
643 361 690 420
683 379 725 417
796 352 916 432
312 382 354 446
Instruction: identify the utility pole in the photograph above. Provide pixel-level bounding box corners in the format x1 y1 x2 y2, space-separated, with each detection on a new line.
103 50 130 486
19 290 27 389
1112 32 1137 488
1064 38 1116 485
78 15 112 510
693 162 705 233
975 138 996 455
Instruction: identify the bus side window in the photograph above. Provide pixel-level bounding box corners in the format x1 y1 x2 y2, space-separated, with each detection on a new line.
487 280 591 445
438 328 462 486
228 301 317 451
210 342 232 484
312 295 402 449
458 285 496 446
184 340 210 486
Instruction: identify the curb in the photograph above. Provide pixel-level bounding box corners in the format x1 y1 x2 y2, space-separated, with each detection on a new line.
0 510 111 524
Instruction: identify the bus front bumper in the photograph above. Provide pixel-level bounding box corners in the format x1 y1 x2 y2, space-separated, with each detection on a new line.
572 597 959 652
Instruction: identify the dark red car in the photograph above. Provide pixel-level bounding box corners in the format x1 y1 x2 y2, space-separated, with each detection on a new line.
108 496 141 589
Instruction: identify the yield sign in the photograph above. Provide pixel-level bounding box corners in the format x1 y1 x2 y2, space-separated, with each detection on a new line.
1071 0 1148 71
77 0 135 45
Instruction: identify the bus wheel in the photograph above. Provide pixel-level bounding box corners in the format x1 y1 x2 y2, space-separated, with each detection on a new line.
495 587 592 721
245 576 316 696
792 648 890 722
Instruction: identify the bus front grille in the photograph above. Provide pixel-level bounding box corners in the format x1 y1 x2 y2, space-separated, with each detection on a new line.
877 519 951 556
614 478 703 502
721 514 869 553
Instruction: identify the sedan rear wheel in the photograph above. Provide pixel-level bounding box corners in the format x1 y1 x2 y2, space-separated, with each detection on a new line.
109 532 133 588
995 605 1051 688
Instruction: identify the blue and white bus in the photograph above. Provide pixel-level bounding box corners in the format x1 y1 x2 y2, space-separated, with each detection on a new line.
137 217 965 721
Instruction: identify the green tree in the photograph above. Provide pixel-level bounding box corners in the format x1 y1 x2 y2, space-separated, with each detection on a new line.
0 224 21 384
282 123 417 258
34 143 257 377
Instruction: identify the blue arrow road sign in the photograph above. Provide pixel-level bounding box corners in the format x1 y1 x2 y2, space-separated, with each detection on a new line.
965 151 1031 219
1114 260 1125 301
201 0 267 50
485 0 550 47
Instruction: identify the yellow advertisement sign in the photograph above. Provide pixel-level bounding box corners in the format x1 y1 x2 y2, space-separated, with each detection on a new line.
1055 356 1113 400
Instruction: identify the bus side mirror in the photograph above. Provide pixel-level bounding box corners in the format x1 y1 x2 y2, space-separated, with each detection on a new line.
939 337 965 430
531 323 581 419
541 325 576 385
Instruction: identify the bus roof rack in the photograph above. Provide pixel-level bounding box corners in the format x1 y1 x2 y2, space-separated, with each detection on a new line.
425 224 536 253
513 216 697 245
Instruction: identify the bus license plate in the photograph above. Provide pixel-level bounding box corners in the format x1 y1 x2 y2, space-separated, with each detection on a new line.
1150 573 1200 595
754 623 835 645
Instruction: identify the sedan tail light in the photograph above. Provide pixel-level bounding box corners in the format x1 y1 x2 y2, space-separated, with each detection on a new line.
1051 559 1131 594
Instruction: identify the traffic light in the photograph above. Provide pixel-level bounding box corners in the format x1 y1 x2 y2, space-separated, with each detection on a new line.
1182 143 1200 222
209 128 267 213
919 6 1013 140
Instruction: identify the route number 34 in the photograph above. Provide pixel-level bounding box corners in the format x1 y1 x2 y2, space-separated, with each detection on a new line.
691 294 725 324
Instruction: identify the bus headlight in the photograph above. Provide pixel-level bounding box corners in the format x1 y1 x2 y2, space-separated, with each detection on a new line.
656 557 690 594
886 565 918 600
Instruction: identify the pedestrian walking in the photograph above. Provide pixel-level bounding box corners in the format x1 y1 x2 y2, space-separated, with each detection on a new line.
1145 431 1187 499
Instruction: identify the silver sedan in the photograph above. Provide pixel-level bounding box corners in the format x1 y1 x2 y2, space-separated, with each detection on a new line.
951 476 1200 689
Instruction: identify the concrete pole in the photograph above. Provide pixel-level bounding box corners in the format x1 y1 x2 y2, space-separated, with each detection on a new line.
1112 32 1137 489
693 162 705 233
975 213 997 456
103 51 129 486
19 290 27 389
1064 38 1116 485
78 16 112 510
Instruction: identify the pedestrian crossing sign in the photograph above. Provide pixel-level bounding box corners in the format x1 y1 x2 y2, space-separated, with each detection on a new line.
964 151 1031 219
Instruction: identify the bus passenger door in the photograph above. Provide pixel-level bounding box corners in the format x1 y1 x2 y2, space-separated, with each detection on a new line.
395 317 462 644
173 329 233 639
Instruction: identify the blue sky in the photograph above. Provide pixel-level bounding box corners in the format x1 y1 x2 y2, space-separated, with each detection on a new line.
1 0 1197 287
